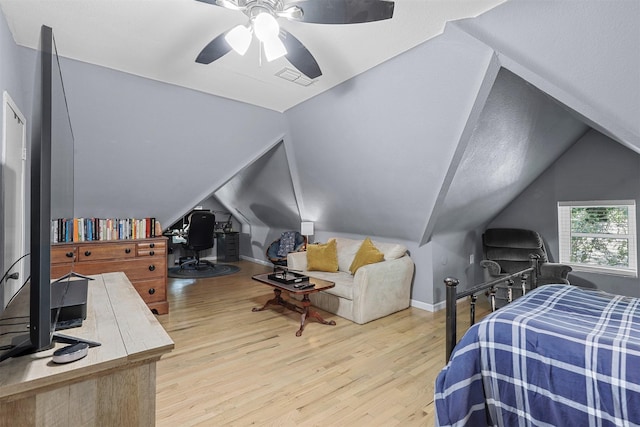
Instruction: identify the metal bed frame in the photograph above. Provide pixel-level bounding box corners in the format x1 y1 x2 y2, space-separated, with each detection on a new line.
444 256 541 361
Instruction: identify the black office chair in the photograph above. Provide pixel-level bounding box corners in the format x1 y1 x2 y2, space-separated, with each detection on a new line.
180 211 216 270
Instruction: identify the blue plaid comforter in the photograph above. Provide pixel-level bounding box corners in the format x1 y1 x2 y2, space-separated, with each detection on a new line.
434 285 640 426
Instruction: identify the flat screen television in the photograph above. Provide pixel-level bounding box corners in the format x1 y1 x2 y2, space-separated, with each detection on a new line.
0 25 96 362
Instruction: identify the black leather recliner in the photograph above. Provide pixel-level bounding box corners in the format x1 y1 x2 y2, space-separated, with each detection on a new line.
481 228 572 287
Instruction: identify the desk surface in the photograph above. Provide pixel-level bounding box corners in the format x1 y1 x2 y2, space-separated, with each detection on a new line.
0 272 174 399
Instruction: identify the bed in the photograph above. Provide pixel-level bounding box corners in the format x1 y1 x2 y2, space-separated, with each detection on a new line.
435 284 640 426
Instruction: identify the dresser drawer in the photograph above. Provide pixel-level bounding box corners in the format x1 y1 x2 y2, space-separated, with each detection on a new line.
136 241 166 257
51 246 78 264
52 264 77 280
78 243 136 262
108 259 165 281
132 278 166 304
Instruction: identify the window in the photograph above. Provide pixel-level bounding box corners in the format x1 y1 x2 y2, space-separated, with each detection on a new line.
558 200 637 277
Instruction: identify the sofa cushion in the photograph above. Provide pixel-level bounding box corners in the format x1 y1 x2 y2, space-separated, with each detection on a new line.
304 270 354 300
378 242 408 260
349 237 385 274
307 239 338 272
333 237 407 270
336 239 360 272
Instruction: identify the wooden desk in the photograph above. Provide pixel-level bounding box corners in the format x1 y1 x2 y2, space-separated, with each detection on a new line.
0 272 174 426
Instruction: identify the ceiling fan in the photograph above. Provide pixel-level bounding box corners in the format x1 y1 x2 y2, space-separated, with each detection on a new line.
195 0 395 80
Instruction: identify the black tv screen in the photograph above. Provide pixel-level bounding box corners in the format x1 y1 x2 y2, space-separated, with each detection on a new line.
0 25 76 361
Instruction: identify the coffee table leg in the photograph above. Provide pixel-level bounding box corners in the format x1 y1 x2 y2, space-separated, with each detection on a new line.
296 294 337 337
252 289 284 312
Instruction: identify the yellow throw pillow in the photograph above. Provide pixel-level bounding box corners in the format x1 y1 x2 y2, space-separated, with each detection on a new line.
349 237 385 274
306 239 339 272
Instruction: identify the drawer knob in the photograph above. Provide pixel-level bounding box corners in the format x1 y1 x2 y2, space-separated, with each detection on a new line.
148 265 156 272
84 251 91 257
150 250 155 256
125 248 131 254
150 243 155 248
65 252 74 258
148 288 156 295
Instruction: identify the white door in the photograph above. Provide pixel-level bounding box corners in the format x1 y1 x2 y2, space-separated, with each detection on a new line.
2 91 26 309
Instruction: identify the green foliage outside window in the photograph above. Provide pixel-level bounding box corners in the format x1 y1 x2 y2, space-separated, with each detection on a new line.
570 207 630 267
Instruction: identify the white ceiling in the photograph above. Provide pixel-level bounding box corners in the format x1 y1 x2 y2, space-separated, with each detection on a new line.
0 0 505 112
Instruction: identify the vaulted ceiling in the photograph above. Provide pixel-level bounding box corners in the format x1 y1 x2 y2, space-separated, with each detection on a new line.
0 0 506 112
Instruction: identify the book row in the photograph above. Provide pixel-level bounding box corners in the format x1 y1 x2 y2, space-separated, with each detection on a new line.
51 217 158 243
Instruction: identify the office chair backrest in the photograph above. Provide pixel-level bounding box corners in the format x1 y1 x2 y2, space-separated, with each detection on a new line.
186 211 216 251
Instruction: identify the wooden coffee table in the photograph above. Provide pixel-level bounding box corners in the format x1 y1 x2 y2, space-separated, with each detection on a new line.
252 273 336 336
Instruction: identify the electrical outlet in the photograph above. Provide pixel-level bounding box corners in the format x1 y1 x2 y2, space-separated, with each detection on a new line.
469 254 474 264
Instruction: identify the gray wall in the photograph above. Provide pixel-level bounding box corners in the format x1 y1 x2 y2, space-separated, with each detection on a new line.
285 27 496 305
489 129 640 297
60 57 288 231
0 7 34 310
428 68 589 297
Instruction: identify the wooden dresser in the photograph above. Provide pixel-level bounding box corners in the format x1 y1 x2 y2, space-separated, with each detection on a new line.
51 237 169 314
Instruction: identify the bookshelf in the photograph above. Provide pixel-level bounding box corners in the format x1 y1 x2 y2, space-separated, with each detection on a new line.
51 217 160 243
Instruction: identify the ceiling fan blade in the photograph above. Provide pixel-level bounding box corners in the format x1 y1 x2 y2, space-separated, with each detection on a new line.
194 0 219 6
196 32 232 64
195 0 242 9
289 0 394 24
280 29 322 79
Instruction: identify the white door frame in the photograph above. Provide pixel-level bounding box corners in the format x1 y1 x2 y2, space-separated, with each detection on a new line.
2 91 27 309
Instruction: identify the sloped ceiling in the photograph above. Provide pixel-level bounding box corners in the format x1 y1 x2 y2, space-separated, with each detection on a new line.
214 141 300 230
453 0 640 153
429 68 589 236
0 0 506 112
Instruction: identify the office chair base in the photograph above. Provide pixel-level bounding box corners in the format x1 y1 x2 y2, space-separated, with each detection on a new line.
180 258 215 271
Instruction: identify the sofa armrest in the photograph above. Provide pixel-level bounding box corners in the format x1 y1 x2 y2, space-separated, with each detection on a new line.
350 255 414 324
540 262 572 281
480 260 502 277
287 251 308 271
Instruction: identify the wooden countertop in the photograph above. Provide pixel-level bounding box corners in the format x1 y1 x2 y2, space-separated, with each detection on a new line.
0 272 174 399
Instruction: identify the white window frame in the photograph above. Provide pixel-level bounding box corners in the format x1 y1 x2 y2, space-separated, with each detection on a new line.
558 200 637 277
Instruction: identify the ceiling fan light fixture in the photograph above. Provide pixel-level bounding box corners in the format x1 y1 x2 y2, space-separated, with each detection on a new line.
253 12 279 42
262 35 287 61
224 24 252 55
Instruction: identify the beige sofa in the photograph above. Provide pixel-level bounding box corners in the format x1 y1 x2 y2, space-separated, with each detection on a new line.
287 237 414 324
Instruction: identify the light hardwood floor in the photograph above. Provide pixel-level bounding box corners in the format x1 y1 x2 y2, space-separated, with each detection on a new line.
155 260 489 426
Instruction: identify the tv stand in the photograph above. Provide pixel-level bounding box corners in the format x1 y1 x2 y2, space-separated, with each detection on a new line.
0 272 173 425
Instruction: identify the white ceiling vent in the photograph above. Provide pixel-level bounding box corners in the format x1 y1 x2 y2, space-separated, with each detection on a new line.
276 68 314 87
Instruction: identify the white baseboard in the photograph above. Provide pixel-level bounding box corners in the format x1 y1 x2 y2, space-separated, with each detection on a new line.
411 299 446 313
240 255 271 267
